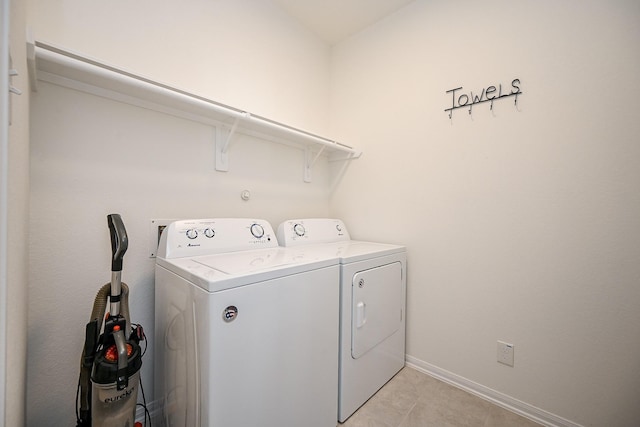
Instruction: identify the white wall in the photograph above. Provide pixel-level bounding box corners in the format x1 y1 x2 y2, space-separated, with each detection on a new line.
29 0 331 135
329 1 640 426
27 1 333 425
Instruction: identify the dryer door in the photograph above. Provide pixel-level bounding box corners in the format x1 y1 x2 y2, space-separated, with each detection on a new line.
352 262 403 359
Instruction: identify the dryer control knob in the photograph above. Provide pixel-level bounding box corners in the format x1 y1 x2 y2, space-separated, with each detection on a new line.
204 228 215 238
250 223 265 239
293 223 305 237
185 229 198 239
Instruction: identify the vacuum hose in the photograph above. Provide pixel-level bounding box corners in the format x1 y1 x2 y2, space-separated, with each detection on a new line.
90 282 131 336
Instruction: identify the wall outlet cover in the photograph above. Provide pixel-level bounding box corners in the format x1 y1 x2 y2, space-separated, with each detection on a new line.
497 341 514 367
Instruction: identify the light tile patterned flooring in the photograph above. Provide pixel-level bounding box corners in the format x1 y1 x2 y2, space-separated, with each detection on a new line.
339 367 543 427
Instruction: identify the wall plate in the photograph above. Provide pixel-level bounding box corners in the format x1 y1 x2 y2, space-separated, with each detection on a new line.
149 219 178 258
497 341 514 367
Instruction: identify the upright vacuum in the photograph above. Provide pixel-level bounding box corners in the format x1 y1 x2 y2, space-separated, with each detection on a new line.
76 214 145 427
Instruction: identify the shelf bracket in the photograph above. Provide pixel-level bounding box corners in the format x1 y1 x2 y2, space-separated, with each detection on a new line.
215 113 248 172
304 145 325 183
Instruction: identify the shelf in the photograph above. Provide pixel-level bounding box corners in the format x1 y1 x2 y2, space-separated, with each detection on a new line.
27 41 361 182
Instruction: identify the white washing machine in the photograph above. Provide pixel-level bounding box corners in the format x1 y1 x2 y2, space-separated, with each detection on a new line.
277 218 406 422
154 218 340 427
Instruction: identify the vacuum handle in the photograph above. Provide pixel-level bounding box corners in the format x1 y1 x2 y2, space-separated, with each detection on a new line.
113 329 129 390
107 214 128 273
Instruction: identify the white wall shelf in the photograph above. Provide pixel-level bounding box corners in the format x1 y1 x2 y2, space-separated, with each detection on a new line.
27 41 361 182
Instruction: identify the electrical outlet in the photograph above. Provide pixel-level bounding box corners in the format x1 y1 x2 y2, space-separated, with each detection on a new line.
149 219 178 258
497 341 514 367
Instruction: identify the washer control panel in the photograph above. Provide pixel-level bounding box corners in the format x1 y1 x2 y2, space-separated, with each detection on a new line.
158 218 277 258
277 218 350 247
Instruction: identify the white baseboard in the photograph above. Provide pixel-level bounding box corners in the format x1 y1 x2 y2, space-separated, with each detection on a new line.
405 355 584 427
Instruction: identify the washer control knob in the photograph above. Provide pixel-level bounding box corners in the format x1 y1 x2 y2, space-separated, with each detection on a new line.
293 223 306 237
204 228 215 238
250 223 265 239
336 224 343 232
186 229 198 239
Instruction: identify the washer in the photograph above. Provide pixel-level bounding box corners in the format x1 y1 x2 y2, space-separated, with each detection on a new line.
154 218 339 427
277 218 407 422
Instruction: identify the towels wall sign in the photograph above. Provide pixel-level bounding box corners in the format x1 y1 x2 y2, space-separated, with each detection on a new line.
445 78 522 119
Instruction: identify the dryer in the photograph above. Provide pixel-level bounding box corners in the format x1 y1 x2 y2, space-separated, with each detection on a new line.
154 218 339 427
277 218 406 422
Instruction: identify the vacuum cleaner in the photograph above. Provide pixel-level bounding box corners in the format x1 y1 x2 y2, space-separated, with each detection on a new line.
76 214 146 427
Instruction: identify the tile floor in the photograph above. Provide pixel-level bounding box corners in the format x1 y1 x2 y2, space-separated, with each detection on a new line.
338 367 543 427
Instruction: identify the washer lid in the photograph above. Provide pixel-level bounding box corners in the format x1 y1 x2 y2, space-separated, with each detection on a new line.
195 248 291 274
157 246 339 292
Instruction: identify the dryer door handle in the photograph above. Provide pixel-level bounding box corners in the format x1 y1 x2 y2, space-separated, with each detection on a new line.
356 301 367 329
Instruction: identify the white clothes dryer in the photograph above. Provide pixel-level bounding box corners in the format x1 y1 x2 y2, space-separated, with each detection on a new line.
277 218 406 422
154 218 339 427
